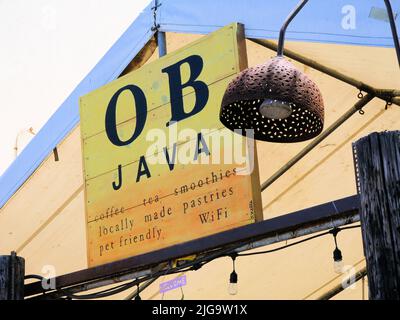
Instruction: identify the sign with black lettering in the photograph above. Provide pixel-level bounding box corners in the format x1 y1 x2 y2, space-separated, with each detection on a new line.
79 23 263 267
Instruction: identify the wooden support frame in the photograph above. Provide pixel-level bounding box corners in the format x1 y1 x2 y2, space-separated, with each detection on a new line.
21 31 399 300
24 194 360 298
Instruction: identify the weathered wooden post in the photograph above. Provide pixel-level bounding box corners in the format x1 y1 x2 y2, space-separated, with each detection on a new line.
353 131 400 300
0 251 25 300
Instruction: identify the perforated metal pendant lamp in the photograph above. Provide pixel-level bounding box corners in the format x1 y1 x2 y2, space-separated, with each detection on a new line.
219 0 324 143
220 56 324 142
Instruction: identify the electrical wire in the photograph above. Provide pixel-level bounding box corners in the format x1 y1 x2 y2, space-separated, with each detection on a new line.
44 224 361 299
59 256 213 300
237 231 330 256
25 264 198 299
124 277 158 300
66 280 140 300
65 268 187 300
335 225 361 231
237 225 361 257
24 274 44 281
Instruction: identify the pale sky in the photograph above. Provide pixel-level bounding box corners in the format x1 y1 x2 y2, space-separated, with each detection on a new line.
0 0 149 175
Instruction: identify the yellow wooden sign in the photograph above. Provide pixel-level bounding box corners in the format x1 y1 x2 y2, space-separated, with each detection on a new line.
80 23 263 267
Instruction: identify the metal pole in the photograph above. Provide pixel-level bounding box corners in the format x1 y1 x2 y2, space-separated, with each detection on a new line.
250 38 400 107
317 267 367 300
157 31 167 57
383 0 400 68
277 0 309 56
261 93 374 191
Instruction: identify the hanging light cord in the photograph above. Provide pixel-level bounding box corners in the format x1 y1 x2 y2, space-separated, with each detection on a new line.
231 253 237 271
329 227 340 247
237 225 360 257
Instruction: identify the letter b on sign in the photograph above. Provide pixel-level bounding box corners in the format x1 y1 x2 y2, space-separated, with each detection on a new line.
162 55 209 127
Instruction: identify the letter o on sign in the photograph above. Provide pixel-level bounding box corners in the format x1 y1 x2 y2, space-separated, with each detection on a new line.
105 84 147 146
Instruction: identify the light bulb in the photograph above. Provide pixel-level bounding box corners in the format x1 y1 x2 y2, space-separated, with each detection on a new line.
334 260 344 274
228 271 238 295
259 98 292 119
228 282 238 296
333 248 344 274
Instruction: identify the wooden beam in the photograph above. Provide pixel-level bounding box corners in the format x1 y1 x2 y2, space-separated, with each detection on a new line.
0 252 25 300
353 131 400 299
24 194 360 298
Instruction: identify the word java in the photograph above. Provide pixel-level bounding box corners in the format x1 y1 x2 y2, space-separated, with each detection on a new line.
112 127 254 190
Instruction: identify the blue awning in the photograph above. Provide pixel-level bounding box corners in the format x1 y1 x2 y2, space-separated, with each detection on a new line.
1 0 398 208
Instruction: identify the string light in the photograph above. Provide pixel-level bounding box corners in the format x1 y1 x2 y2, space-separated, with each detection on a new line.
330 228 344 274
34 225 360 300
228 254 238 295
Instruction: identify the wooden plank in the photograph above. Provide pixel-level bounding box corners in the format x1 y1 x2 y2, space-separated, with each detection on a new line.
353 131 400 299
0 252 25 300
119 36 157 76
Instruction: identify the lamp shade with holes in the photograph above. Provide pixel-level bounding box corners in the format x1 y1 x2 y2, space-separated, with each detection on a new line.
220 57 324 142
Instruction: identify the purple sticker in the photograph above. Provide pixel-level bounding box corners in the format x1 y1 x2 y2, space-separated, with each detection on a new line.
159 275 187 293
